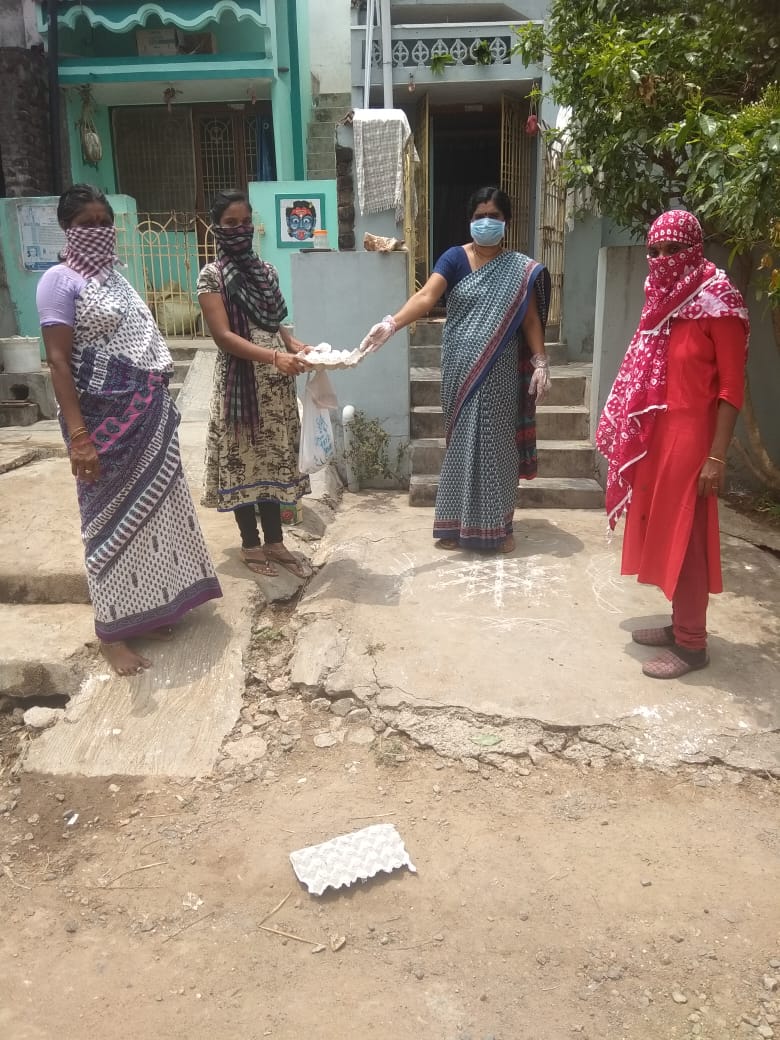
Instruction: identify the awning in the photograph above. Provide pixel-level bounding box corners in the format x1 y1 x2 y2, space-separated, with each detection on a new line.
39 0 269 35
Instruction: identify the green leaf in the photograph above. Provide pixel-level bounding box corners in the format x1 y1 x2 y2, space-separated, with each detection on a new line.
699 114 717 136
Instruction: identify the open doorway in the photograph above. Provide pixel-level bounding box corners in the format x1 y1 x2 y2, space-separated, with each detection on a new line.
430 109 500 265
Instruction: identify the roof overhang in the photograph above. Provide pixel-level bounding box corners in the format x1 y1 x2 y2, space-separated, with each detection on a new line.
38 0 269 35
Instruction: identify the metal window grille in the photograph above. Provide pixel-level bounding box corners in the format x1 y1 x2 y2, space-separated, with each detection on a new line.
113 107 197 215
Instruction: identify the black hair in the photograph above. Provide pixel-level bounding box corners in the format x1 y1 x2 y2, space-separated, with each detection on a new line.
57 183 114 229
210 189 251 225
467 186 512 223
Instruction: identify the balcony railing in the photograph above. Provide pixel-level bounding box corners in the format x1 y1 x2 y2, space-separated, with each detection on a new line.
352 21 541 84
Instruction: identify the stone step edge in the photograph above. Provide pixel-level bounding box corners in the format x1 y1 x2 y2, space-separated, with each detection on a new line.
409 437 596 451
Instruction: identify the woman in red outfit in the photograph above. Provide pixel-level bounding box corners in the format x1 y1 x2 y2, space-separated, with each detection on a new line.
596 210 749 679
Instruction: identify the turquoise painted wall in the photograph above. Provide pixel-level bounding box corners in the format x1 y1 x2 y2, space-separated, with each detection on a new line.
0 195 143 343
248 179 337 324
64 91 117 194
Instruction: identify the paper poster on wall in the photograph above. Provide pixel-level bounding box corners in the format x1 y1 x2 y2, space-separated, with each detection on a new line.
18 203 66 271
276 193 326 248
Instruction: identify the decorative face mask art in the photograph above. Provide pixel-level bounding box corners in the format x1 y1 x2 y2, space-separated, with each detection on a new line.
286 200 317 242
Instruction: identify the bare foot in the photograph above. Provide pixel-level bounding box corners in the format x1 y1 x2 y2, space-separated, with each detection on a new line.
100 641 152 676
498 534 515 554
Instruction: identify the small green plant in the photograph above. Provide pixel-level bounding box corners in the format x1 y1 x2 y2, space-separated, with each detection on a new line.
253 625 286 643
429 52 454 76
473 39 494 66
345 411 408 487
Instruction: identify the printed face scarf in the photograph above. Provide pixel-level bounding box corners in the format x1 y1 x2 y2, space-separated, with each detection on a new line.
62 225 119 282
213 224 289 441
596 210 745 527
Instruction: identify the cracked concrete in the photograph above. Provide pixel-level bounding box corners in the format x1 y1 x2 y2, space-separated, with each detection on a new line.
290 493 780 772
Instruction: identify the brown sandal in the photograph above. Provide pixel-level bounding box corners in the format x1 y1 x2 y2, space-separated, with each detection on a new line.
498 535 515 554
435 538 460 551
263 543 309 579
632 624 674 647
642 646 709 680
242 547 278 577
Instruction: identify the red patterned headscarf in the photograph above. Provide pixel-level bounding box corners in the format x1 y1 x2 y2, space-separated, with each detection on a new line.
596 210 748 527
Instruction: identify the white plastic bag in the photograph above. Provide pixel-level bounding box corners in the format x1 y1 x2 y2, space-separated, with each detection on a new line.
298 370 338 474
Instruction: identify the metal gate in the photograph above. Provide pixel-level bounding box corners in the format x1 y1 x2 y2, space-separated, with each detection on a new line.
115 212 217 338
539 143 566 328
500 94 534 255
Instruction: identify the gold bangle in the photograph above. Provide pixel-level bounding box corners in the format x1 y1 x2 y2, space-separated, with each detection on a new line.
272 349 278 369
70 426 88 438
707 455 726 465
70 430 91 442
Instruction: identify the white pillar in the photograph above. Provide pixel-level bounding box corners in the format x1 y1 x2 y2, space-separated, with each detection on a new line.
379 0 393 110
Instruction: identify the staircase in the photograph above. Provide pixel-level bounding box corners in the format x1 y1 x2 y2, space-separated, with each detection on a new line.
407 320 604 509
307 91 352 180
166 339 212 403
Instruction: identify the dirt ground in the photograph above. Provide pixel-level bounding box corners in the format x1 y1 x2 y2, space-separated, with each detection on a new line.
2 610 780 1040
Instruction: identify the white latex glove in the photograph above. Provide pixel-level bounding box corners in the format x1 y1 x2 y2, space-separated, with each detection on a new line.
359 314 397 354
528 353 551 404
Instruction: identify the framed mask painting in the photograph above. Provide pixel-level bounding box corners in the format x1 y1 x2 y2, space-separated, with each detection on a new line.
276 193 326 248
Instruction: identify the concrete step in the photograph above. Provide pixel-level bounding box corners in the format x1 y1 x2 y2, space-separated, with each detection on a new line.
410 325 569 364
409 473 604 509
517 477 604 509
410 364 590 408
409 437 598 478
411 404 591 441
410 344 441 367
537 404 590 440
410 320 444 346
0 603 95 697
169 382 183 402
172 360 190 382
166 337 215 359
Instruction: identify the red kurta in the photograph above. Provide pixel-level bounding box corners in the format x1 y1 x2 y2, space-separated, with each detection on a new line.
621 315 746 599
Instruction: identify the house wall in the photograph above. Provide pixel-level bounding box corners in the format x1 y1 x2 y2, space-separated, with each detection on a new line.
562 214 639 359
291 250 411 479
64 91 117 195
0 47 52 197
248 179 338 322
308 0 351 95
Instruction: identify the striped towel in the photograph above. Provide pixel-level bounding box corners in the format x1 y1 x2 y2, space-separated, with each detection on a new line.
353 108 417 223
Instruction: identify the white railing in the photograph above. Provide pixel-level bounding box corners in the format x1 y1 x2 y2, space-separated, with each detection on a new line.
352 21 541 82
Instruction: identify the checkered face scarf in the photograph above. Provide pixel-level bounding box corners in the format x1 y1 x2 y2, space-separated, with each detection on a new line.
62 225 119 282
213 224 288 442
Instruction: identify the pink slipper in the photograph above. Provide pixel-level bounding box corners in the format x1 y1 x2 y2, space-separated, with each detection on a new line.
632 624 674 647
642 646 709 679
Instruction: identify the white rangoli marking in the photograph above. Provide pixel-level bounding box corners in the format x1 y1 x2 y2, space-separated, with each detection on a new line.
432 555 566 608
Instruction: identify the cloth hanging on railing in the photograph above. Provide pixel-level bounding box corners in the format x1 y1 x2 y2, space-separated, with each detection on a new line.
353 108 417 223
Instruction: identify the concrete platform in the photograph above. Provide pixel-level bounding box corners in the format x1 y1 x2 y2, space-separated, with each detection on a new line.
291 493 780 771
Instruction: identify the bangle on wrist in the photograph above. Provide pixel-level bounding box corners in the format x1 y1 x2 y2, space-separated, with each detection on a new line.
70 430 91 443
531 353 549 369
70 426 88 439
272 349 278 369
707 455 726 465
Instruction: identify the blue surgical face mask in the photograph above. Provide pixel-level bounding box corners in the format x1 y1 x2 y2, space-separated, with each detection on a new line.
470 217 506 246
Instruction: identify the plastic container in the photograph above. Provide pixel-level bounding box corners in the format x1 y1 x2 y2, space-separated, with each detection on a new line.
0 337 42 373
312 229 330 250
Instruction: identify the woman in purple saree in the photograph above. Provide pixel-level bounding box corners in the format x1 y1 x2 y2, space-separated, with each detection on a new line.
360 186 551 551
